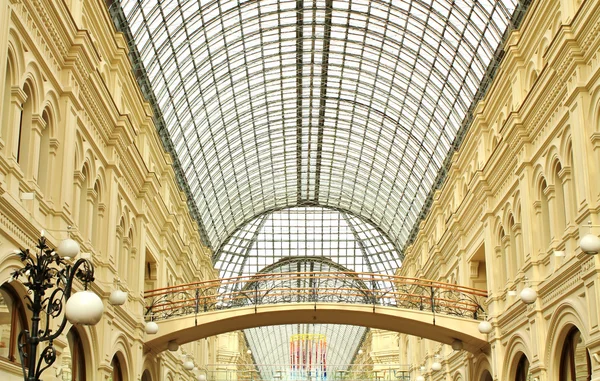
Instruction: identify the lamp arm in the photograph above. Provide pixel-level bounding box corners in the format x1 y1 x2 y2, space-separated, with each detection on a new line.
17 330 28 377
35 344 57 380
43 258 95 343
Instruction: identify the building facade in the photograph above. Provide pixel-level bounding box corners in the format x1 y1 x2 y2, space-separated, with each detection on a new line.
0 0 598 380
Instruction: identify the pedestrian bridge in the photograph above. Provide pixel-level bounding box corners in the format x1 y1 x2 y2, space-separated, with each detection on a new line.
143 271 489 353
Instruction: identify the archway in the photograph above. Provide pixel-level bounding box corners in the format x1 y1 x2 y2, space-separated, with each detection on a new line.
559 326 591 381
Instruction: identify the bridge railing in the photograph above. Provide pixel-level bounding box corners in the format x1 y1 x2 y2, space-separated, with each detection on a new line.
199 364 413 381
144 272 487 322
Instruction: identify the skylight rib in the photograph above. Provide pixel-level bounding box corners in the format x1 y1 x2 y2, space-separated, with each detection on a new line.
117 0 522 253
215 206 401 279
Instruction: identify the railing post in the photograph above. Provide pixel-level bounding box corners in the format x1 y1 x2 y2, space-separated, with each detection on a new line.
430 284 436 326
254 283 259 313
195 288 200 326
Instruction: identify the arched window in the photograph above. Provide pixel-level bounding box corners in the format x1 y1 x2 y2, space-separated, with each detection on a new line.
560 327 591 381
540 179 552 250
515 354 530 381
38 110 51 195
78 165 90 237
67 328 86 381
2 59 12 141
92 181 102 248
141 370 152 381
17 82 33 166
111 355 124 381
552 161 566 236
480 370 493 381
0 284 27 363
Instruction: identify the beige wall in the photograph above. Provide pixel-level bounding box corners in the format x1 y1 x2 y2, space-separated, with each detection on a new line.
1 0 600 380
386 0 600 380
0 0 220 379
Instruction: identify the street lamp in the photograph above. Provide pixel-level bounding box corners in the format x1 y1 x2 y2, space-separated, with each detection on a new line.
11 234 103 381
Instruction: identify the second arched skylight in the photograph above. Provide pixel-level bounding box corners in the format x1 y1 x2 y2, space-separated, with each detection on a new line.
215 206 401 278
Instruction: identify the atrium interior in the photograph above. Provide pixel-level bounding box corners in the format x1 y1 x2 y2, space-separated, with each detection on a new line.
0 0 600 380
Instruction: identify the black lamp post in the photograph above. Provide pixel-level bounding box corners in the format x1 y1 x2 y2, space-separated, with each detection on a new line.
11 233 104 381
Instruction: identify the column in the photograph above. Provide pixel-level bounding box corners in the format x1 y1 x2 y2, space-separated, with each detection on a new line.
27 114 44 183
543 185 557 247
558 167 575 228
72 171 84 227
512 223 524 274
502 235 514 286
83 188 95 244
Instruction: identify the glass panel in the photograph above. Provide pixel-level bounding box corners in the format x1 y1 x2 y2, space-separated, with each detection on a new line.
116 0 522 252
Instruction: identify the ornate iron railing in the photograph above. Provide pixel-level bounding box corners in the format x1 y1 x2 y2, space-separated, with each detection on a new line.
144 272 487 322
199 364 412 381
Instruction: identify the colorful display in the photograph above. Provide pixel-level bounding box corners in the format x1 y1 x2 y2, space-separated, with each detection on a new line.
290 334 327 380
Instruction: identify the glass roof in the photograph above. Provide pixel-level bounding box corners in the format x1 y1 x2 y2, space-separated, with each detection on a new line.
115 0 520 252
241 257 368 378
245 324 366 379
215 206 401 278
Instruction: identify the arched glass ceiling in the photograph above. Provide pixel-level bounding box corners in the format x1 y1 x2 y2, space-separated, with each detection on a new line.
215 206 400 278
242 258 367 379
116 0 521 251
245 324 366 379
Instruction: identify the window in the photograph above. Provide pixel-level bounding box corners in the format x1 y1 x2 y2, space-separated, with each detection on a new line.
17 83 33 166
515 354 530 381
0 284 27 363
141 370 152 381
67 328 86 381
38 110 51 195
560 327 591 381
111 355 124 381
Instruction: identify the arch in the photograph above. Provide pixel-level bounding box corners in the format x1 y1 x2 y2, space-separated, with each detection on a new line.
73 131 85 172
116 217 127 278
17 79 35 167
91 179 103 248
526 61 538 89
20 62 43 113
110 352 127 381
514 353 531 381
69 324 99 381
472 354 493 381
0 282 28 363
81 149 97 186
78 163 91 238
504 333 533 381
559 326 591 380
110 334 133 381
534 170 552 250
538 37 550 66
145 303 488 354
141 369 152 381
549 155 567 236
141 355 159 381
1 44 18 142
40 89 62 131
37 108 52 195
6 30 25 83
546 301 590 377
65 326 88 381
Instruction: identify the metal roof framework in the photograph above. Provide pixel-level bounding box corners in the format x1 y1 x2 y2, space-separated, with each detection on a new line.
241 257 369 378
108 0 530 370
114 0 522 254
216 206 401 278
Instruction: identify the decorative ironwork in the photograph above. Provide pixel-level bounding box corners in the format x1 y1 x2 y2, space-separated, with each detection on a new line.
11 236 95 381
144 270 486 322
